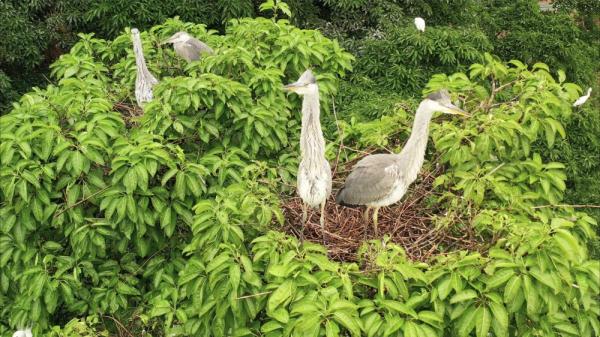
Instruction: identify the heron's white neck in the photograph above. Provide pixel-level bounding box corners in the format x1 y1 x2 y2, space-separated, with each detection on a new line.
299 90 326 170
394 100 436 179
132 34 152 77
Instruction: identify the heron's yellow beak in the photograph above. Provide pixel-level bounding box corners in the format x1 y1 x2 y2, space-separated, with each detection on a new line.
283 82 302 92
443 103 470 117
160 36 176 45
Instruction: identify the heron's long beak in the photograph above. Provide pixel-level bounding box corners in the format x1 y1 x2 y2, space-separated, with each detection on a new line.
160 37 175 45
283 82 302 92
443 103 470 117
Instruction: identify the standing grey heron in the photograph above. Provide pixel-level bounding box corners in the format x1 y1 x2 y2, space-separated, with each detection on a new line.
131 28 158 107
336 90 468 236
573 87 592 107
283 70 332 241
414 17 426 32
161 31 214 62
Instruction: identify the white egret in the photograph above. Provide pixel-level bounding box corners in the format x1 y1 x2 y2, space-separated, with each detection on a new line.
414 17 426 32
573 87 592 107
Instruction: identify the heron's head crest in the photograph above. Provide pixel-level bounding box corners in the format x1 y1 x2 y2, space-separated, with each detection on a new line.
298 69 316 85
424 89 469 117
426 89 451 104
283 69 318 95
162 31 191 44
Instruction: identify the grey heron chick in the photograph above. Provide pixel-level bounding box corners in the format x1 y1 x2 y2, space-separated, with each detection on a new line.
336 90 469 236
573 87 592 107
131 28 158 107
162 31 214 62
284 70 332 242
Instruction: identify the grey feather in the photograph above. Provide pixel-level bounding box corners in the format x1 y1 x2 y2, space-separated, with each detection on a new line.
131 28 158 107
336 154 398 206
167 32 214 62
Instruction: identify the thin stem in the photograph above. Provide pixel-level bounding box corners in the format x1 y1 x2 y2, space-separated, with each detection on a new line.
54 185 111 218
236 291 272 300
532 204 600 209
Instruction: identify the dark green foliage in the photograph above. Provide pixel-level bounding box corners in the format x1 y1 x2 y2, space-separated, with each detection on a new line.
353 27 492 94
481 0 599 85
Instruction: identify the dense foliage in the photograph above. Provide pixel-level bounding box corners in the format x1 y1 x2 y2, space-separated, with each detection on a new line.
480 0 599 85
1 16 599 337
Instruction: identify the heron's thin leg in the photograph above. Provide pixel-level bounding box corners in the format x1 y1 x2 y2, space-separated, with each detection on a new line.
320 200 327 245
373 207 380 237
363 207 371 238
300 203 308 242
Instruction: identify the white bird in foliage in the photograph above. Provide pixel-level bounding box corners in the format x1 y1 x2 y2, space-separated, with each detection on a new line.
162 31 214 62
336 90 469 236
131 28 158 107
283 70 332 242
414 17 426 32
12 327 32 337
573 87 592 107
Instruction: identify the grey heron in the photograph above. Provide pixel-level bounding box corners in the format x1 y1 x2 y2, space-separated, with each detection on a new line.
336 90 468 236
283 70 332 241
573 87 592 107
161 31 214 62
12 328 32 337
131 28 158 107
414 17 426 32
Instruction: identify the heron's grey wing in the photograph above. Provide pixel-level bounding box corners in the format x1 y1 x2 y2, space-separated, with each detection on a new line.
336 154 399 206
187 38 214 56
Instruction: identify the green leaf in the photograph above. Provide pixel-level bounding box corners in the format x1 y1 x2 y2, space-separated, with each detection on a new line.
475 306 491 337
503 275 521 303
449 290 477 304
332 311 361 336
489 302 508 337
123 169 137 194
381 300 418 318
268 280 294 312
72 151 85 175
486 268 515 289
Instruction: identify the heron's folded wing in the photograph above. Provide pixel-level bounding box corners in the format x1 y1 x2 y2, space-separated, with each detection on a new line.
336 163 398 206
187 38 214 55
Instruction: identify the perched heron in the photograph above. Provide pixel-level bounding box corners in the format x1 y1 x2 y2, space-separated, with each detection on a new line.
573 87 592 107
284 70 332 241
161 31 214 62
131 28 158 107
12 328 32 337
336 90 468 236
414 17 426 32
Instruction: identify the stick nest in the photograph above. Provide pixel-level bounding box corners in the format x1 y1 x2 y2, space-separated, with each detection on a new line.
280 160 486 263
